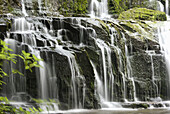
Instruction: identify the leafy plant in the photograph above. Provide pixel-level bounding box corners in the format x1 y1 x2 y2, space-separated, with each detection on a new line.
0 39 43 113
0 96 41 114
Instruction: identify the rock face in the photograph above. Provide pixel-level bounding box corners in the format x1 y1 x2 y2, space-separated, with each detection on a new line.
1 15 169 110
0 0 169 110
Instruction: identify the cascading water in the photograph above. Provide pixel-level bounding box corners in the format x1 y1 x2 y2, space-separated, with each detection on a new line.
157 1 164 12
95 39 115 106
166 0 169 15
38 0 42 13
146 50 159 98
2 3 88 110
158 21 170 98
89 0 110 18
149 0 166 14
3 0 170 113
21 0 28 16
124 36 138 102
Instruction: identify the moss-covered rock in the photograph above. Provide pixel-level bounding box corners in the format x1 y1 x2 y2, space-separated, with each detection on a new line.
58 0 88 17
119 20 157 43
118 8 167 21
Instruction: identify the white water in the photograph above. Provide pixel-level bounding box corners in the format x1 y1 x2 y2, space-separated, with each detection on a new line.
21 0 28 16
91 60 122 109
123 33 138 102
91 61 103 99
4 0 170 111
166 0 169 15
89 0 110 18
13 17 33 32
149 0 166 14
54 46 86 109
157 1 164 12
38 0 42 12
158 21 170 98
146 50 159 98
108 24 128 102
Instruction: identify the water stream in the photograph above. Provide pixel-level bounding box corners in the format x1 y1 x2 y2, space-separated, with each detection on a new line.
158 21 170 98
21 0 28 16
166 0 169 15
89 0 110 18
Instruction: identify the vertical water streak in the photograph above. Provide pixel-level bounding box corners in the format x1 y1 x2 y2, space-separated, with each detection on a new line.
157 1 164 12
89 0 110 18
96 39 108 101
3 39 18 97
166 0 169 15
123 33 137 101
90 61 104 101
13 17 33 32
55 46 85 109
95 39 114 102
21 0 28 16
158 22 170 98
89 0 99 18
38 0 42 13
109 25 127 102
38 53 48 99
147 51 159 97
68 56 78 108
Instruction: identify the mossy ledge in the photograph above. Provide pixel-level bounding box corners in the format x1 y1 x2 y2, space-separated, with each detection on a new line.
118 8 167 21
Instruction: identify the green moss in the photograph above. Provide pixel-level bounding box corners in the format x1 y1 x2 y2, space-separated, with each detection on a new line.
118 8 167 21
108 0 127 15
97 19 110 34
119 20 156 42
59 0 88 17
91 82 94 89
131 103 149 109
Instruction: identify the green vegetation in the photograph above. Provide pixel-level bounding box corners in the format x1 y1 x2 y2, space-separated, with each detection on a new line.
118 8 167 21
0 40 42 84
108 0 127 15
108 0 151 17
58 0 88 16
0 40 42 113
32 98 59 113
0 96 42 114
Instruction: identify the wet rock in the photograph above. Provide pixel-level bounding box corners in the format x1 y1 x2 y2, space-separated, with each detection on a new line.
75 49 100 109
122 103 149 109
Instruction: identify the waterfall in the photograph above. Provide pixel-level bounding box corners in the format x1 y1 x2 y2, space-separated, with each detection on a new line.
91 58 122 109
149 0 166 14
3 0 170 112
123 32 138 102
146 51 159 98
2 15 89 111
95 39 114 102
21 0 28 16
157 1 164 12
158 21 170 98
38 0 42 12
166 0 169 15
89 0 110 18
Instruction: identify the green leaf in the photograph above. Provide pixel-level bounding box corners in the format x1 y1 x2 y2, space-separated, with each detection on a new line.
25 66 30 70
18 55 25 61
33 107 39 112
29 108 35 113
19 107 24 112
38 108 43 112
12 69 24 76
